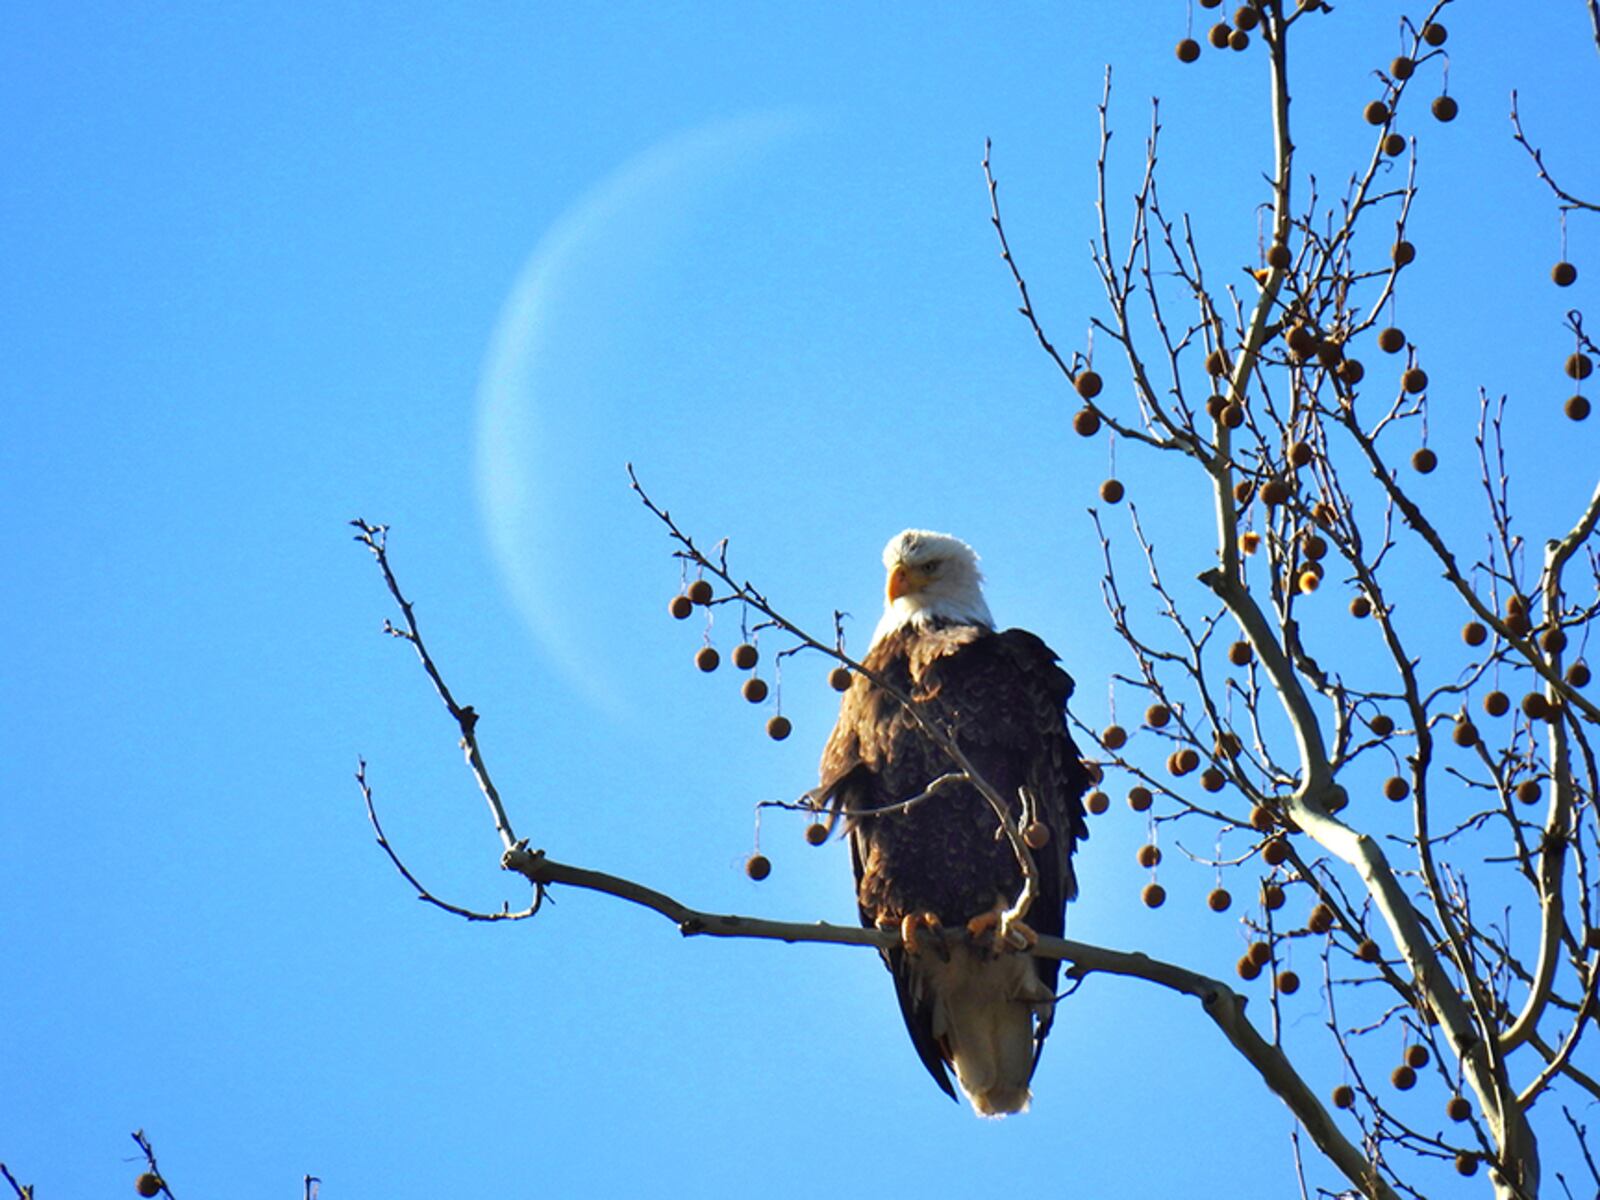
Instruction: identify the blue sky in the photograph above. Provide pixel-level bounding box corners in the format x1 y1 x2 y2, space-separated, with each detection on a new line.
5 3 1597 1196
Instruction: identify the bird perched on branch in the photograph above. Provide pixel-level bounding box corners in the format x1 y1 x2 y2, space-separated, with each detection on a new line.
818 530 1089 1116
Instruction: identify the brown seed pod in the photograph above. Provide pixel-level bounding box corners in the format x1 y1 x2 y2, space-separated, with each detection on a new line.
1206 347 1229 375
741 676 769 703
1207 887 1233 912
1099 478 1125 504
1384 776 1410 801
1298 570 1321 595
1221 402 1245 429
1206 393 1228 419
1332 1083 1355 1109
1363 100 1390 125
1267 242 1291 269
1411 447 1437 474
1176 37 1202 63
1567 660 1591 687
1516 779 1542 805
828 666 852 692
731 642 759 670
1101 724 1128 750
1145 703 1171 728
1431 95 1458 122
1446 1094 1472 1122
1566 394 1591 421
1483 691 1510 717
1405 1043 1430 1069
1233 4 1259 30
1228 27 1250 50
1552 261 1578 287
1250 804 1275 832
1390 1064 1417 1090
1543 626 1569 653
1200 767 1226 793
1357 938 1382 962
1275 970 1300 994
1390 55 1414 79
1137 843 1162 869
1247 941 1274 967
1234 480 1255 505
1086 790 1110 815
1142 882 1167 908
695 646 721 673
1127 786 1153 813
1075 370 1103 399
1263 838 1289 866
1308 903 1335 934
687 578 714 605
1240 530 1261 554
1214 731 1242 758
1422 21 1448 46
1024 821 1051 850
1338 357 1366 385
1302 534 1327 560
1505 610 1532 637
1377 326 1406 353
669 593 694 619
766 714 792 741
745 853 772 880
1462 621 1488 646
1228 640 1253 666
1522 692 1551 720
1287 440 1314 468
1287 324 1317 357
1392 240 1416 266
1261 479 1291 506
1402 366 1428 393
1454 1153 1478 1178
1316 340 1345 368
1506 593 1528 617
1349 595 1373 618
137 1177 164 1199
1369 714 1394 736
1207 22 1233 48
1567 353 1594 381
1173 747 1200 775
1082 759 1104 786
1262 883 1286 910
1073 407 1102 437
805 822 829 846
1382 132 1406 157
1452 720 1479 748
1237 954 1261 981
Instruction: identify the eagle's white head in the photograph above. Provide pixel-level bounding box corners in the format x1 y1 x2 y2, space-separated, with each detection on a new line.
871 529 995 645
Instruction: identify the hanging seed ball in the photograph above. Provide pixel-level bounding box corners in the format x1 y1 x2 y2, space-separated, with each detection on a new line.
1567 353 1594 381
1483 690 1510 717
1432 95 1459 122
1552 261 1578 287
1261 478 1291 506
1393 241 1416 266
686 578 714 605
1083 760 1105 786
1199 0 1221 6
1401 367 1428 395
1075 370 1103 399
745 853 772 880
1024 821 1051 850
1263 838 1290 866
1101 724 1128 750
1446 1094 1472 1122
1174 747 1200 775
1302 534 1327 560
1567 660 1591 687
1309 903 1335 934
1316 340 1345 368
1206 393 1229 419
1298 570 1321 595
766 714 792 741
1240 530 1262 554
1142 882 1167 908
669 593 694 619
1390 55 1415 79
1517 779 1543 805
1332 1083 1356 1109
742 676 769 703
1339 358 1366 385
1462 621 1488 646
1207 887 1233 912
1391 1064 1417 1090
1542 627 1568 653
1210 348 1234 377
695 646 721 672
1245 941 1272 968
1274 969 1300 995
136 1176 164 1199
1208 22 1233 49
1567 395 1592 421
1262 883 1286 910
1452 720 1479 748
1522 692 1551 720
805 822 829 846
1370 713 1395 736
1411 447 1437 474
1228 640 1253 666
1237 954 1261 981
1200 766 1226 793
1096 478 1127 506
1505 609 1532 637
1250 804 1275 832
1357 938 1382 962
1222 402 1245 429
1145 703 1172 728
1382 132 1407 157
1422 21 1448 46
1086 790 1110 815
1215 731 1242 758
828 666 852 692
1405 1043 1431 1069
1176 37 1202 62
1267 242 1292 269
1288 440 1314 468
1506 593 1528 618
1073 407 1102 436
731 642 759 670
1455 1153 1479 1178
1287 324 1317 357
1377 326 1406 353
1233 4 1259 30
1363 100 1390 125
1350 595 1373 618
1384 776 1410 801
1137 843 1162 869
1128 786 1154 812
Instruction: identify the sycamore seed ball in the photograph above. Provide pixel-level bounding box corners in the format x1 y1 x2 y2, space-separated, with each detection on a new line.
1275 969 1300 995
1229 28 1251 51
1553 261 1578 287
1455 1153 1479 1178
1516 779 1542 805
1207 887 1232 912
1086 790 1110 816
1391 1064 1417 1090
1521 692 1551 720
1332 1084 1355 1109
731 642 758 670
1137 843 1162 869
1339 357 1366 385
1369 713 1394 736
742 676 769 703
1452 720 1479 748
1267 242 1291 269
1176 37 1201 63
1207 22 1232 49
136 1176 164 1199
1024 821 1051 850
1432 95 1458 122
1484 691 1510 717
1128 786 1153 812
1228 640 1253 666
1567 353 1594 381
1384 776 1410 801
1200 766 1226 793
1568 660 1591 687
1357 938 1382 963
1142 882 1167 908
687 578 714 605
805 823 829 846
1101 724 1128 750
1075 370 1103 399
1447 1094 1472 1121
1073 407 1102 437
1241 531 1262 554
1350 595 1373 618
1462 621 1488 646
1405 1043 1430 1069
1099 478 1125 504
1567 395 1592 421
828 666 852 692
766 714 792 741
1145 703 1171 728
1237 954 1261 981
1377 326 1406 354
1390 55 1414 80
1363 100 1390 125
1402 366 1428 393
1422 21 1448 46
1382 132 1406 157
745 853 772 881
695 646 721 672
1262 883 1286 910
1309 903 1334 934
1247 941 1273 967
1233 4 1258 30
1411 447 1437 474
1298 570 1321 594
669 593 694 619
1250 804 1275 832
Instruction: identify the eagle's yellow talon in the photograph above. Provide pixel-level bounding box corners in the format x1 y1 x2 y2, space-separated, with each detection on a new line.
1001 917 1038 951
900 912 925 957
966 909 1000 939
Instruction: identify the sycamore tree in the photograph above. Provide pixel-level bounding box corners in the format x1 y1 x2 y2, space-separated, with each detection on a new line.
344 3 1597 1199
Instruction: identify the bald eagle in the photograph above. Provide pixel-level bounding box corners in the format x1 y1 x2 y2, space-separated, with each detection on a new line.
818 530 1088 1116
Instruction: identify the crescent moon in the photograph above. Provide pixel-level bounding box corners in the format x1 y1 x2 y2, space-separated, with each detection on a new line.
474 111 803 716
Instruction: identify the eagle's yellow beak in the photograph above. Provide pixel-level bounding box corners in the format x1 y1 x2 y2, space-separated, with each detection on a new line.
887 562 918 603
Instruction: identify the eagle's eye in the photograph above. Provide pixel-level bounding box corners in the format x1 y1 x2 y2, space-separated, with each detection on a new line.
923 560 942 575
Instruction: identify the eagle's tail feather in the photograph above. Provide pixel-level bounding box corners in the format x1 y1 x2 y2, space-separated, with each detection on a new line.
917 946 1054 1118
